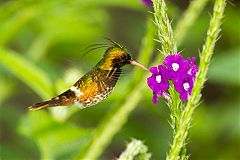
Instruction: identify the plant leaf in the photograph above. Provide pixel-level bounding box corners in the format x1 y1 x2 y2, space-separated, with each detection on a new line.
0 47 53 99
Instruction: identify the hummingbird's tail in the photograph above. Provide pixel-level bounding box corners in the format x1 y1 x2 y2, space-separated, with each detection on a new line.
29 89 76 111
29 99 58 111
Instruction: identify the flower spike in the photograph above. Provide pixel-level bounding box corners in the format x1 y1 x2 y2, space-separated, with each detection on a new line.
147 53 199 103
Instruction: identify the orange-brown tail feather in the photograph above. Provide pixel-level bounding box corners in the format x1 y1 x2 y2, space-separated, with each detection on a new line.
29 89 76 111
29 100 55 111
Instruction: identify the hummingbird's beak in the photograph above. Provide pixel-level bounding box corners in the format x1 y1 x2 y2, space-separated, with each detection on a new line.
130 60 149 71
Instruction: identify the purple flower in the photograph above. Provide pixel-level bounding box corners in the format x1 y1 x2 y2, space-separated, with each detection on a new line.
147 65 170 104
187 57 199 79
152 92 158 105
164 54 188 80
174 75 194 100
141 0 152 8
147 53 199 104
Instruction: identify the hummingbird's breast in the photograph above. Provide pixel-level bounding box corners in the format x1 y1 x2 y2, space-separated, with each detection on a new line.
71 67 121 108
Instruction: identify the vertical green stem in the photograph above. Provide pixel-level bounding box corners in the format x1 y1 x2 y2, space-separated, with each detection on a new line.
152 0 186 158
152 0 177 55
167 0 226 159
174 0 209 45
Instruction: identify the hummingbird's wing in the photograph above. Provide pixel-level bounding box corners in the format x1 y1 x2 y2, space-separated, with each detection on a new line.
94 67 121 93
106 67 122 85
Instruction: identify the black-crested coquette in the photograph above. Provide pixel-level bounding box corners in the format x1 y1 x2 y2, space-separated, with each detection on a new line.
30 41 148 111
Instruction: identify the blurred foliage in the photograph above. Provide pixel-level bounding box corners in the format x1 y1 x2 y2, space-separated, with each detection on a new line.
0 0 239 160
117 139 151 160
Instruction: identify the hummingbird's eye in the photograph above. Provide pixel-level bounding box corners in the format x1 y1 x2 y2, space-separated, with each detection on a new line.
120 54 128 60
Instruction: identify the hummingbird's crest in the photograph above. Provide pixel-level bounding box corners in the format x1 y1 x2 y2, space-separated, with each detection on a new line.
82 43 111 57
82 38 125 57
29 41 148 111
104 38 125 49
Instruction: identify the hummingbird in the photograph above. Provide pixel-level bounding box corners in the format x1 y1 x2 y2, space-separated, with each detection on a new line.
29 41 148 111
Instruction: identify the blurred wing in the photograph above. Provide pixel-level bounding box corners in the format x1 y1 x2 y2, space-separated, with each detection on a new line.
106 67 122 85
94 67 122 93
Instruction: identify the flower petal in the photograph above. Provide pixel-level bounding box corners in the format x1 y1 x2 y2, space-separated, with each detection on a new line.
141 0 153 8
157 65 169 79
147 76 156 90
152 92 159 104
175 54 183 61
159 81 170 91
174 84 183 93
149 66 158 74
180 91 188 100
180 60 189 72
163 55 174 68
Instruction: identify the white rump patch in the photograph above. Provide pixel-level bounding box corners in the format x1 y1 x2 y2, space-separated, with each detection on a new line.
70 86 84 97
74 101 84 108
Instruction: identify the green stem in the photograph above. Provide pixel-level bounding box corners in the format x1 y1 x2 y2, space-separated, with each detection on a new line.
174 0 209 45
0 47 53 99
167 0 226 159
75 17 155 160
152 0 177 55
152 0 185 158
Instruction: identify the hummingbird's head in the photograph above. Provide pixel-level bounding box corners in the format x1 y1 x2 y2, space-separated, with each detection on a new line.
99 44 148 71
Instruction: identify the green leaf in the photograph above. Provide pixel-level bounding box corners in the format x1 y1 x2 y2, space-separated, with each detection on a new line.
0 47 53 99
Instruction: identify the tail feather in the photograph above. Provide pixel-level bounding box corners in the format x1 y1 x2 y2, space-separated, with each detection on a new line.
29 89 76 111
29 100 55 111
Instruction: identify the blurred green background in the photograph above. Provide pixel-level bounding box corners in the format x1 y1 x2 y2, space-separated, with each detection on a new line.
0 0 239 159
